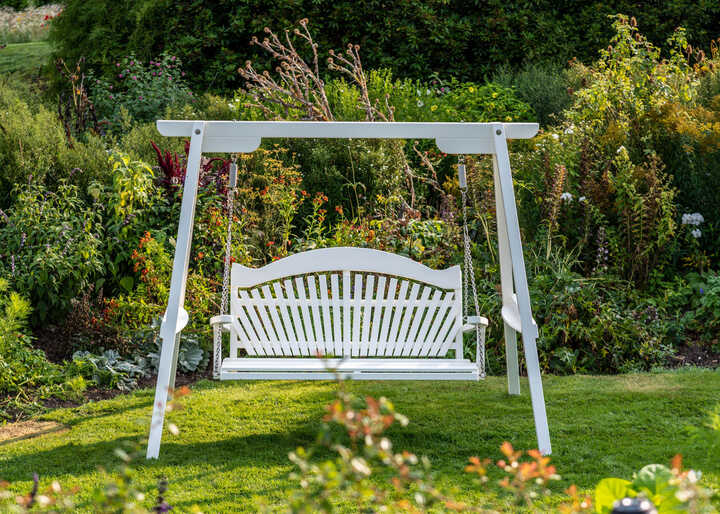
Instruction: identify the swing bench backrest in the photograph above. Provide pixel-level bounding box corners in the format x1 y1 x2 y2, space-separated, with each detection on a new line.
226 247 465 359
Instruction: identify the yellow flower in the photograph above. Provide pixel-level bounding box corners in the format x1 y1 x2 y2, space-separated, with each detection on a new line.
468 86 475 93
430 105 438 111
492 92 498 98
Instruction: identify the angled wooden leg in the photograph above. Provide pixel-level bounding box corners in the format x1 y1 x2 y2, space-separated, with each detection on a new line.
147 122 206 460
504 323 521 395
492 124 551 455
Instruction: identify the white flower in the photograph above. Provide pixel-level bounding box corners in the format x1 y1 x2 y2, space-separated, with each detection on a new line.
578 196 587 203
682 212 704 226
564 127 574 135
417 100 424 107
552 133 559 140
426 88 432 95
560 192 573 202
691 229 702 238
617 145 626 154
416 89 422 96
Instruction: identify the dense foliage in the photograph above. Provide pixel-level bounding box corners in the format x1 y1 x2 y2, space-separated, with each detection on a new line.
49 0 720 94
1 14 720 425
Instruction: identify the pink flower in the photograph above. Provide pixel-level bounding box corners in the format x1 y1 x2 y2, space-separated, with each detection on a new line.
181 72 185 76
132 75 137 80
118 74 123 78
152 71 156 76
130 61 134 66
116 63 120 67
139 96 143 100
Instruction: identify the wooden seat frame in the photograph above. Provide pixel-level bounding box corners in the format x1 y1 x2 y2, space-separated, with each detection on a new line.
146 121 551 459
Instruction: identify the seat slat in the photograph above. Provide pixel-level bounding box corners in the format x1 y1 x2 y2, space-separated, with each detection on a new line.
222 357 478 372
295 277 317 355
342 271 351 356
276 281 305 356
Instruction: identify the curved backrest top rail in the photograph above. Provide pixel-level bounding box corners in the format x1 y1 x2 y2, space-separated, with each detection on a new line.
156 120 539 154
231 247 461 290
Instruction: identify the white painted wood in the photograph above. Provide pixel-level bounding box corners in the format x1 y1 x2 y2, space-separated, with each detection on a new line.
492 124 551 455
231 247 461 290
368 276 386 356
157 120 539 155
149 119 551 459
403 286 432 355
504 322 521 395
360 275 374 356
147 121 205 460
221 357 478 372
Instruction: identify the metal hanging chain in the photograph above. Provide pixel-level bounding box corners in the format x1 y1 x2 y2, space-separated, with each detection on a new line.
458 155 486 378
213 154 238 378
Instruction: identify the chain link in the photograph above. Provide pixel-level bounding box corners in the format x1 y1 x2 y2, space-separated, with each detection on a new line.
459 156 486 378
214 155 237 378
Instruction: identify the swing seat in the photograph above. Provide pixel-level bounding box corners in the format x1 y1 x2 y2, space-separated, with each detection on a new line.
211 247 487 381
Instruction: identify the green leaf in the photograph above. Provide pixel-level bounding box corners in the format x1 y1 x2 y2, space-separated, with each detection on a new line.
595 478 632 514
632 464 673 496
119 276 135 293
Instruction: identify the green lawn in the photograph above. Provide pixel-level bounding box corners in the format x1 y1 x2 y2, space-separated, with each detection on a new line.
1 370 719 512
0 41 51 75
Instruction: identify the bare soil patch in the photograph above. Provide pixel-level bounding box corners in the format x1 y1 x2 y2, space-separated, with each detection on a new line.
0 420 67 445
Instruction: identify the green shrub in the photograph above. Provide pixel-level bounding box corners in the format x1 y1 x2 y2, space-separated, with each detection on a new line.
90 53 195 132
0 183 104 323
50 0 720 94
0 84 109 206
492 62 573 126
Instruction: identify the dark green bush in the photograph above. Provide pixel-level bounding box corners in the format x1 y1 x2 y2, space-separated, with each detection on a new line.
50 0 720 94
492 62 573 126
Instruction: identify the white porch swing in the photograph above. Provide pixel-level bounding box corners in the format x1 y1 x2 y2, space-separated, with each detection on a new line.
146 120 551 459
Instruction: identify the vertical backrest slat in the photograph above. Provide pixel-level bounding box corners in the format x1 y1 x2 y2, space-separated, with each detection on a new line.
275 281 304 356
295 277 318 355
376 277 397 356
351 273 363 356
385 280 409 356
430 300 461 357
402 286 432 356
256 287 290 356
419 292 454 356
330 273 342 355
393 283 421 356
414 289 443 349
342 271 352 356
360 274 374 356
229 293 257 355
240 289 276 356
436 288 464 358
368 276 386 356
317 275 333 356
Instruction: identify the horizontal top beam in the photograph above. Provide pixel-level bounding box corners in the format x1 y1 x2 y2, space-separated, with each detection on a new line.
156 120 539 155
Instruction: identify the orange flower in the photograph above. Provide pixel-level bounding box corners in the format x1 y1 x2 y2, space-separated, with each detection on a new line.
198 251 205 259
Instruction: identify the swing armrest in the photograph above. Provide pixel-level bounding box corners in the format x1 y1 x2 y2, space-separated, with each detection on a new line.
463 315 488 332
210 314 234 331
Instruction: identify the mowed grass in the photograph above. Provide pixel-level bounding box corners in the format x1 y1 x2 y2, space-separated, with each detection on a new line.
1 370 719 512
0 41 51 75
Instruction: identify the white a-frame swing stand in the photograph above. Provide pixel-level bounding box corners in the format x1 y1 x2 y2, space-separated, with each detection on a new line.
146 120 551 459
